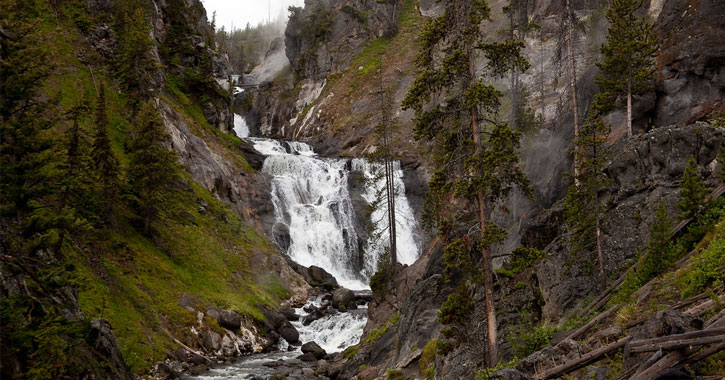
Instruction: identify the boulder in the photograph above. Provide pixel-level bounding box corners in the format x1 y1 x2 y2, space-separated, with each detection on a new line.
206 308 242 330
307 265 339 290
331 288 356 310
201 330 222 351
281 306 300 321
297 352 318 362
278 320 300 344
88 319 133 380
261 307 287 329
301 341 327 360
157 362 180 379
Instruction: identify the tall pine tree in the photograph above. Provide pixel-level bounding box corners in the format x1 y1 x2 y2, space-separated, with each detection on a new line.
402 0 530 366
128 100 180 234
91 84 121 226
596 0 657 137
564 97 612 279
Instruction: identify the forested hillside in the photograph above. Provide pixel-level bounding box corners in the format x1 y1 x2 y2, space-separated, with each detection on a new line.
1 0 724 379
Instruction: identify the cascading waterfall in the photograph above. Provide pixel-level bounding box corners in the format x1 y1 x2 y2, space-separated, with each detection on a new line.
247 138 420 290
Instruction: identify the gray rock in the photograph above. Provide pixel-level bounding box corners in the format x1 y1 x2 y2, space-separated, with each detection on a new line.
331 288 356 310
202 330 221 351
301 341 327 359
157 362 180 379
88 319 133 380
493 368 531 380
207 308 242 330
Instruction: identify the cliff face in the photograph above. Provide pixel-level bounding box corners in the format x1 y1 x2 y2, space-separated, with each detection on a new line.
250 0 725 379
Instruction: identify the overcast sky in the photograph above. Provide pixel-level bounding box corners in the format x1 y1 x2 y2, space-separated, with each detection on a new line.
201 0 305 31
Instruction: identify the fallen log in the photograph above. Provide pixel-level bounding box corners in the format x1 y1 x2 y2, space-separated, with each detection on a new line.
682 342 725 365
535 336 631 380
685 295 725 316
629 328 725 349
629 315 725 380
628 334 725 353
564 304 619 342
162 328 213 363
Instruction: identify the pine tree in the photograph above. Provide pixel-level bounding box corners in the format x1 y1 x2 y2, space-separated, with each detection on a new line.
596 0 657 137
677 156 708 220
639 199 673 282
128 100 180 234
91 85 121 225
114 1 155 112
402 0 530 366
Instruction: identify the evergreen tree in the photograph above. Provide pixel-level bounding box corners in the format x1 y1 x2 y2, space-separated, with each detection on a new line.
402 0 530 366
91 85 121 225
677 156 708 220
128 100 180 234
114 1 155 112
639 199 673 282
596 0 657 137
0 0 62 241
564 97 613 279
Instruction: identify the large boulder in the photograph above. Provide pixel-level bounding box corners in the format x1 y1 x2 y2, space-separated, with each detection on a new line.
301 341 327 360
331 288 356 310
278 320 300 344
307 265 339 290
206 308 242 330
201 330 221 351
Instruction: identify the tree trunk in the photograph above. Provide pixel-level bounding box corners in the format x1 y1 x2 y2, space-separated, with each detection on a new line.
626 78 632 137
593 130 605 279
470 48 498 367
565 0 580 186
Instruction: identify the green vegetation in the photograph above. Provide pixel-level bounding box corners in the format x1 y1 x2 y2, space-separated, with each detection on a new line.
676 219 725 297
343 344 360 359
420 339 438 379
677 155 709 219
510 324 559 358
0 1 288 377
364 312 400 344
403 0 531 366
386 368 404 380
506 247 547 275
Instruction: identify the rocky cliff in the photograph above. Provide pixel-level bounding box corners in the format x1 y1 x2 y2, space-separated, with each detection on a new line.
234 0 725 379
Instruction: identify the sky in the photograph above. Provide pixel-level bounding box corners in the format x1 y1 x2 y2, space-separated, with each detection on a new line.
201 0 305 31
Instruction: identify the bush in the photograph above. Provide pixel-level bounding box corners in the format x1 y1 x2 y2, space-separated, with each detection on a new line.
511 324 558 358
419 339 438 376
438 284 473 327
676 220 725 297
507 247 547 274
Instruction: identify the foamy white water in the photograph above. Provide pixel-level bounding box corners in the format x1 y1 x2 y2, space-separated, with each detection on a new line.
248 138 419 290
233 114 249 138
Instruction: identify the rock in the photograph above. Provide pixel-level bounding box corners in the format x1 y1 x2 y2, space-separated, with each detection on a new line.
281 306 300 321
582 366 609 380
493 368 530 380
297 352 318 362
216 309 242 330
261 307 288 329
308 265 339 290
301 341 327 359
331 288 356 310
279 320 300 343
188 355 206 365
157 362 180 379
517 339 582 375
88 319 133 380
189 364 209 376
202 330 221 351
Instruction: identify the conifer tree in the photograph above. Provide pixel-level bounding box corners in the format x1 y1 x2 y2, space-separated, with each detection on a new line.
596 0 657 137
677 156 708 220
91 85 121 225
402 0 530 366
114 1 155 112
564 96 612 279
128 100 180 234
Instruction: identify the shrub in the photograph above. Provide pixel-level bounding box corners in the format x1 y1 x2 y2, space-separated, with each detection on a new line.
438 284 473 327
419 339 438 376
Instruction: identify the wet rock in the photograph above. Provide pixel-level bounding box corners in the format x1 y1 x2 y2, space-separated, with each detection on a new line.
189 364 209 376
301 341 327 359
157 362 180 379
281 306 300 321
308 265 339 290
331 288 356 310
279 320 300 344
297 352 318 362
262 307 288 329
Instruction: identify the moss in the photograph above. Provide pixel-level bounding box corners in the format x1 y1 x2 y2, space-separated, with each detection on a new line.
419 339 438 377
364 312 400 344
386 368 404 380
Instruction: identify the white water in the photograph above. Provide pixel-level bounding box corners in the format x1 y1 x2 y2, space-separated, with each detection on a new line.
279 297 367 354
233 114 250 138
248 138 419 290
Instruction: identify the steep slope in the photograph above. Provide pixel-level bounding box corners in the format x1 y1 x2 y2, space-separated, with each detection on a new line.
0 0 308 378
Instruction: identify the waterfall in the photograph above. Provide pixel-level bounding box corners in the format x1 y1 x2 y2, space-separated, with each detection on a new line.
248 138 419 290
233 114 250 138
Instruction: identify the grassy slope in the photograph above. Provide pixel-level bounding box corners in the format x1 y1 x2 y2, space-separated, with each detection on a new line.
38 7 288 374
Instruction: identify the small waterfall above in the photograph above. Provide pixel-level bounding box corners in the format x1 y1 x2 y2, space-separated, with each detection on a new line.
248 138 420 290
